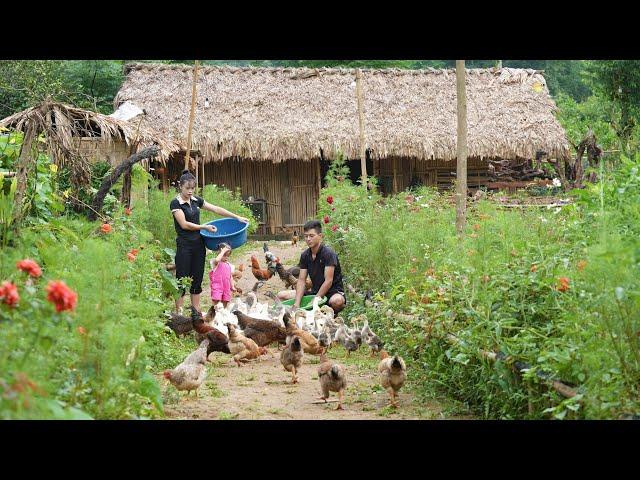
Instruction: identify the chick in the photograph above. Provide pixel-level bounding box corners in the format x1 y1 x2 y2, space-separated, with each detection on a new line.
318 326 332 350
317 350 347 410
280 335 304 384
377 351 407 408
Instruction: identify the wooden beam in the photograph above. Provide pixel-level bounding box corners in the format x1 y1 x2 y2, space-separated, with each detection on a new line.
184 60 200 171
355 69 367 187
392 158 398 193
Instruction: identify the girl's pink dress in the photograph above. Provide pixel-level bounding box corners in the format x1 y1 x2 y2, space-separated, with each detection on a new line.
209 261 232 302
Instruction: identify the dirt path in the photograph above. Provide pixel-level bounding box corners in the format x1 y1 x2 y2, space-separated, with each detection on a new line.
160 241 450 420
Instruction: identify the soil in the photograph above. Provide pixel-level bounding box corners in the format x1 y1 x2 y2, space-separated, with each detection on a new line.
160 240 454 420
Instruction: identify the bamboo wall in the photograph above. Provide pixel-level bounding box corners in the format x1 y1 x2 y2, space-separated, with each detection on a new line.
165 157 321 235
75 138 130 166
376 156 490 193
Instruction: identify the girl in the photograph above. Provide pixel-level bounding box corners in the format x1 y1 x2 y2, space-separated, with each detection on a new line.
170 170 249 314
209 243 237 308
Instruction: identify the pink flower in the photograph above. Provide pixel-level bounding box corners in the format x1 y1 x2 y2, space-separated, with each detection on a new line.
16 259 42 278
331 225 338 232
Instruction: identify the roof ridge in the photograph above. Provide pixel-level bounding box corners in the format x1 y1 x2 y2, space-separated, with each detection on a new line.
123 62 544 77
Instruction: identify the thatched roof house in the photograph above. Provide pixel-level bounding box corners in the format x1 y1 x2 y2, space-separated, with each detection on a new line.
114 63 570 233
0 100 180 168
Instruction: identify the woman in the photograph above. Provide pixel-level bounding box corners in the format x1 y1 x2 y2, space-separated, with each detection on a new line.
170 170 249 314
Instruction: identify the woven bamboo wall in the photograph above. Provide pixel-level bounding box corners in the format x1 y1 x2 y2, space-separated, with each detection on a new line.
377 156 490 193
187 158 321 234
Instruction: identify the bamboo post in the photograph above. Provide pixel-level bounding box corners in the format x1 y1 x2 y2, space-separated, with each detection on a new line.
455 60 468 236
184 60 200 171
355 69 367 187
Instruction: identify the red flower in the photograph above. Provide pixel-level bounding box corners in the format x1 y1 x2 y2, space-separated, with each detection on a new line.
124 207 132 216
45 280 78 313
557 277 570 292
127 252 137 262
16 259 42 278
77 326 86 335
130 249 139 256
323 215 330 224
331 225 338 232
331 207 336 211
0 281 19 308
327 196 334 205
101 223 112 234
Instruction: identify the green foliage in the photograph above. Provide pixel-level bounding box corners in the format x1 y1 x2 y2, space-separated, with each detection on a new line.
555 93 620 151
327 156 640 419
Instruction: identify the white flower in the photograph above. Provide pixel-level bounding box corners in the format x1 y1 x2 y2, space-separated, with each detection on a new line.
552 178 562 187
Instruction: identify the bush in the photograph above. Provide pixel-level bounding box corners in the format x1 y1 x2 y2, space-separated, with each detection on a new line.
327 156 639 419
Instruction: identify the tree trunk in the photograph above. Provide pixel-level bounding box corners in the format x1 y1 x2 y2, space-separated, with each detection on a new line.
455 60 468 237
11 124 37 226
89 146 159 221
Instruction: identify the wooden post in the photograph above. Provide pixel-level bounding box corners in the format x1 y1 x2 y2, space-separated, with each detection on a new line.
12 124 37 225
195 155 199 191
392 157 398 193
201 155 206 191
355 69 368 187
184 60 200 171
121 115 144 208
455 60 468 237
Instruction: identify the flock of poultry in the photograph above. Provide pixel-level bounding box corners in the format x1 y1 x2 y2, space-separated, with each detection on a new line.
163 244 407 412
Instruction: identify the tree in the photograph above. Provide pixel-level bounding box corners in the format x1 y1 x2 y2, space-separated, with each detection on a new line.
587 60 640 153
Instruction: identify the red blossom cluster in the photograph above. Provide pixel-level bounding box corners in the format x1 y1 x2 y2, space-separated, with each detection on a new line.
16 259 42 278
0 281 19 308
45 280 78 312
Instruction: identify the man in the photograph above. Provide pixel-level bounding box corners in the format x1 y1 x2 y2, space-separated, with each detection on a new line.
277 220 346 314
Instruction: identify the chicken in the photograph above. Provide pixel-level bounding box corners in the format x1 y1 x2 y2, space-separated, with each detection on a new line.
163 339 209 396
273 258 313 290
192 315 231 356
164 311 195 337
280 335 304 384
226 323 263 367
283 311 325 355
231 263 244 282
317 350 347 410
233 310 287 347
250 255 274 281
378 351 407 408
361 318 384 356
292 230 299 246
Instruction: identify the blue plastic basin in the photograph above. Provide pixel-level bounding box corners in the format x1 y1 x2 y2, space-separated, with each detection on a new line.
200 218 249 250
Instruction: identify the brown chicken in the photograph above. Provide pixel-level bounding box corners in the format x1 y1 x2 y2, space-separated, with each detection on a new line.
226 324 263 367
233 310 287 347
317 350 347 410
283 311 324 355
280 335 304 384
292 230 299 246
273 259 312 290
165 312 195 337
377 350 407 408
163 339 209 397
250 255 274 281
192 315 231 356
232 263 244 282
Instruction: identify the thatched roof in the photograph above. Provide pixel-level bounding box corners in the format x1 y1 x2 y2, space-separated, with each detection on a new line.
115 63 571 163
0 100 181 165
